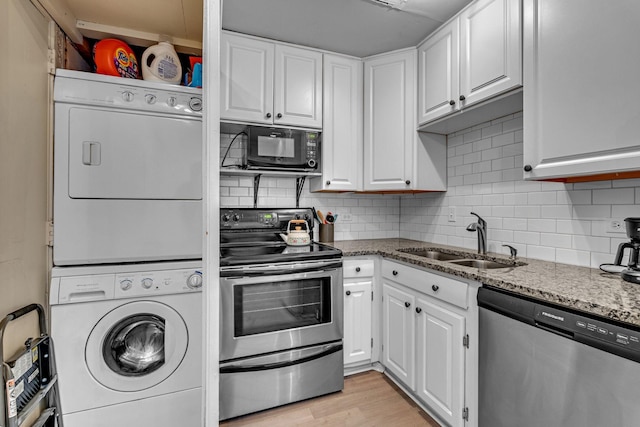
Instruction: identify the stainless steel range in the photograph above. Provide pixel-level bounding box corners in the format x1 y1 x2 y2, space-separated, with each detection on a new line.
219 208 344 421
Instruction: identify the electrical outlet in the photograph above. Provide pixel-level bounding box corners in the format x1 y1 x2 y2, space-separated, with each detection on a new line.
341 213 353 222
448 207 456 222
607 220 625 233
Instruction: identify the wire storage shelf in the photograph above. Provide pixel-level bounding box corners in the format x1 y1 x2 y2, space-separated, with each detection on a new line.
1 304 63 427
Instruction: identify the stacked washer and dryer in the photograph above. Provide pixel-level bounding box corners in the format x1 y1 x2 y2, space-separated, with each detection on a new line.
50 70 204 427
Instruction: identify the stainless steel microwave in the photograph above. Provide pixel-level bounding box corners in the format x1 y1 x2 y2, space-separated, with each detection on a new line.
245 126 321 172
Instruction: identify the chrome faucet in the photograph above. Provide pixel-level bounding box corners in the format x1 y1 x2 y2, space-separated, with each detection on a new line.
466 212 487 254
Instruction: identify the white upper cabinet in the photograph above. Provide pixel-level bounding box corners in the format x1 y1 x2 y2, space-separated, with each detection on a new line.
418 18 460 125
221 33 274 125
364 49 415 191
310 54 363 192
274 44 323 128
418 0 522 131
523 0 640 181
458 0 521 107
221 32 322 128
364 49 447 192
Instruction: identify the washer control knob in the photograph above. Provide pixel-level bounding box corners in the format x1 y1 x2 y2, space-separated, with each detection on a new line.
141 278 154 289
187 273 203 289
189 97 203 111
120 279 133 291
167 96 177 107
122 91 134 102
145 94 157 104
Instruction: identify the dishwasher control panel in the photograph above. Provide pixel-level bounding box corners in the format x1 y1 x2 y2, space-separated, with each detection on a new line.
534 305 640 354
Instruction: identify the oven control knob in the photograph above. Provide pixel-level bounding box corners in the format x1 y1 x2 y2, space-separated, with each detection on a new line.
189 97 203 111
187 273 203 289
167 96 177 107
119 279 133 291
145 94 157 104
222 214 231 223
232 214 241 222
141 278 154 289
122 91 134 102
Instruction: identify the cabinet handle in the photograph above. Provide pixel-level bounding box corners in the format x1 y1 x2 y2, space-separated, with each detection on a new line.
404 301 411 308
449 100 456 106
266 112 272 118
355 267 361 272
459 95 466 101
524 164 533 172
405 180 411 185
277 113 283 118
432 284 439 292
346 290 351 296
392 270 398 276
416 307 422 314
326 180 331 185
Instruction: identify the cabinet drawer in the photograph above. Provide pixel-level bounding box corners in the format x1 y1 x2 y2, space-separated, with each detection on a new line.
382 260 468 309
343 259 375 278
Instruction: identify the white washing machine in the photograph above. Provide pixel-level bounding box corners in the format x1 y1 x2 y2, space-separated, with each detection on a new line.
49 261 203 427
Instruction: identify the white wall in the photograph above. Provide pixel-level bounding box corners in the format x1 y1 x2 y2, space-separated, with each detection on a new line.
220 132 401 240
0 0 50 357
401 112 639 269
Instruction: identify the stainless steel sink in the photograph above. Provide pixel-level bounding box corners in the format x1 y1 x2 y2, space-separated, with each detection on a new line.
449 259 516 269
398 248 464 261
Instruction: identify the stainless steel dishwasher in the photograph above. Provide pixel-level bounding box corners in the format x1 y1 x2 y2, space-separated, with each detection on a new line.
478 287 640 427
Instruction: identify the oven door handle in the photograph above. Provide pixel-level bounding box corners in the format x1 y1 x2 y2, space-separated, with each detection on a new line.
220 342 342 373
220 260 342 277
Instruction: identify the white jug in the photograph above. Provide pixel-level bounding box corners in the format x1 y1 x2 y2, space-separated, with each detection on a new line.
141 42 182 85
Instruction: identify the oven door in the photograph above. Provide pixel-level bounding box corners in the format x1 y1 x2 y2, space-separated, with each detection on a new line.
220 260 343 361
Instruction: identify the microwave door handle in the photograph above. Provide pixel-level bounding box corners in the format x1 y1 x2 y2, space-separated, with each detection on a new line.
220 342 342 374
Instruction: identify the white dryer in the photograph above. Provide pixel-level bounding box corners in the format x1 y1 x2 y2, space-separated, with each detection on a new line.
49 261 203 427
53 69 203 266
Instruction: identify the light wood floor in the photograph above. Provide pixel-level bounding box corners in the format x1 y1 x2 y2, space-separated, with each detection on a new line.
220 370 440 426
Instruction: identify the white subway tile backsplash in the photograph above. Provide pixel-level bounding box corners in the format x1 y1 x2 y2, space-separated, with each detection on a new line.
593 188 635 205
514 231 541 245
611 205 640 218
492 132 515 147
526 245 556 262
556 249 591 267
528 218 556 232
399 116 640 268
540 233 572 249
223 115 640 269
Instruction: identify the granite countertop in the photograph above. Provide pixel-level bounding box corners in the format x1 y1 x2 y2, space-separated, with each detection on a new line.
327 238 640 328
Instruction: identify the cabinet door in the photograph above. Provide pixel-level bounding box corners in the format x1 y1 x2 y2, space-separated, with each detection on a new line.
220 33 274 124
459 0 521 108
274 45 323 128
523 0 640 181
312 54 363 192
382 282 415 389
344 279 372 365
415 297 465 427
418 18 460 125
364 50 416 191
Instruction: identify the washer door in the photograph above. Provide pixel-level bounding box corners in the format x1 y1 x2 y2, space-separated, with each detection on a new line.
86 301 188 392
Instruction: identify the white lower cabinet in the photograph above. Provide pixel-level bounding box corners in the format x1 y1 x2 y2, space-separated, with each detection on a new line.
382 281 415 388
381 259 475 427
343 259 374 366
416 296 465 427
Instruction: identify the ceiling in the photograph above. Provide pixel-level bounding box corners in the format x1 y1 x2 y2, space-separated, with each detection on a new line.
222 0 472 57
